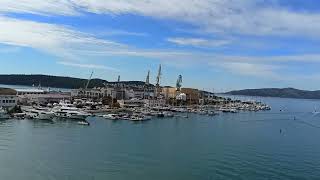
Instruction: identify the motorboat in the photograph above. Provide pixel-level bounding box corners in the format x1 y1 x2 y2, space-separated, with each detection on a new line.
208 111 219 116
129 114 151 121
77 120 90 126
23 107 55 120
162 111 174 117
102 114 119 120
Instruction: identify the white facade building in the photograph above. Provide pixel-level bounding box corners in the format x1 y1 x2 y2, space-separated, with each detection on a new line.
0 88 18 108
144 99 166 107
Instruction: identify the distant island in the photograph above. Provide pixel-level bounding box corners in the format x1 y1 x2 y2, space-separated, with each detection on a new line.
0 74 149 89
226 88 320 99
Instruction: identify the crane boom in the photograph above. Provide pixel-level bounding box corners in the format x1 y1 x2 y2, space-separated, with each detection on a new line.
145 70 150 86
156 64 162 86
155 64 162 98
85 71 94 89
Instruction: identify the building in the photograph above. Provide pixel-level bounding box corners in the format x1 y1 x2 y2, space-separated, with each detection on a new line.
71 88 105 99
144 99 166 107
162 87 200 104
176 93 187 101
162 87 177 99
0 88 18 108
181 88 200 104
117 99 145 108
104 87 117 99
16 88 46 95
18 93 71 105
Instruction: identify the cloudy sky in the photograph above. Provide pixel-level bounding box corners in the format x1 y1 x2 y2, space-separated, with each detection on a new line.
0 0 320 91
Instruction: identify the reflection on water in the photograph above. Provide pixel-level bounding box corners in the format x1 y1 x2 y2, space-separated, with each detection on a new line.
0 96 320 179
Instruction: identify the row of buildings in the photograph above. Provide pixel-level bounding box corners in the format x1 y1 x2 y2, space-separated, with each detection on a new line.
71 86 215 107
0 78 215 109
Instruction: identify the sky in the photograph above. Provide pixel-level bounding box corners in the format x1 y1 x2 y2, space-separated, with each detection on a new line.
0 0 320 92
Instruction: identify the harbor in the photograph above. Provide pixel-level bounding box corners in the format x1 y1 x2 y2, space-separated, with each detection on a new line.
0 66 271 125
1 93 271 125
6 99 270 123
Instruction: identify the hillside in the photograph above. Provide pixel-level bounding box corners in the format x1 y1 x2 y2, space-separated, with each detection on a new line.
226 88 320 99
0 74 148 89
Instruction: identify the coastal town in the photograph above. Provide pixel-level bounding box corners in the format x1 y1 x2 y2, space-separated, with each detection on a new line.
0 66 271 125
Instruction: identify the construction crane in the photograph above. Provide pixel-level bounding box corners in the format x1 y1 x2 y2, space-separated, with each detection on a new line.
144 70 150 99
85 71 94 89
116 75 121 88
155 64 162 98
145 70 150 86
116 75 125 100
176 75 183 92
156 64 161 87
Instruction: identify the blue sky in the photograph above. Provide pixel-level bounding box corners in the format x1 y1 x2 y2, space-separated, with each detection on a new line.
1 0 320 91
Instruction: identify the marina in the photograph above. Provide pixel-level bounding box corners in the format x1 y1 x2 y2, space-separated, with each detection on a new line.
0 98 271 123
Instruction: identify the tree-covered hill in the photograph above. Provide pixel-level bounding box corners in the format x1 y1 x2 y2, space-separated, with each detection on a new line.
0 74 148 89
226 88 320 99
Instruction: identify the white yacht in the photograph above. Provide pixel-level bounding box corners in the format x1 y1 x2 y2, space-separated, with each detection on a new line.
23 107 55 120
52 105 90 120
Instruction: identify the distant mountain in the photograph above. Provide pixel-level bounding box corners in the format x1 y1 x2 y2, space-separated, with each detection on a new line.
226 88 320 99
0 74 148 89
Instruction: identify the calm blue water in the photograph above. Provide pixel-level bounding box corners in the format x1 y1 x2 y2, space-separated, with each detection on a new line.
1 96 320 180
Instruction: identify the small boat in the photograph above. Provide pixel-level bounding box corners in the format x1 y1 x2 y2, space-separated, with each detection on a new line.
77 121 90 126
12 113 26 119
156 112 165 118
0 107 9 119
130 114 151 121
208 111 218 116
163 111 174 117
230 109 238 113
102 114 119 120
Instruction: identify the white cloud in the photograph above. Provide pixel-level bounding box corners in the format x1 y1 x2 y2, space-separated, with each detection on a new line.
101 29 149 37
0 16 126 60
167 37 230 47
1 14 320 70
0 0 77 16
215 62 279 78
0 46 20 53
1 1 320 38
57 61 120 72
